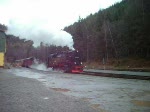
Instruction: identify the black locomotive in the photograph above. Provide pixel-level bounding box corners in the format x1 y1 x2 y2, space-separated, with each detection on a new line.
47 50 83 73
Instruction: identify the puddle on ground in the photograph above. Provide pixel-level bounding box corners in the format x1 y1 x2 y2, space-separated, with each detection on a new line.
91 104 107 112
91 104 100 108
132 100 150 107
64 76 72 79
51 88 70 92
81 98 93 101
88 91 93 92
42 97 49 100
38 77 45 79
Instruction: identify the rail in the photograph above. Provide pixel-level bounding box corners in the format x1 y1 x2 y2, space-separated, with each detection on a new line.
83 69 150 80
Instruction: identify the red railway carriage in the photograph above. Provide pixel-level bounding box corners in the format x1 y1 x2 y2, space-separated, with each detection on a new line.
16 57 34 68
47 50 83 73
22 57 34 68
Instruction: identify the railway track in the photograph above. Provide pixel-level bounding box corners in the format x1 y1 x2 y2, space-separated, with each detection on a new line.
82 70 150 80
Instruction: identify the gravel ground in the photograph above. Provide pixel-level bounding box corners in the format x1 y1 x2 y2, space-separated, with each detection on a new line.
1 68 150 112
0 69 99 112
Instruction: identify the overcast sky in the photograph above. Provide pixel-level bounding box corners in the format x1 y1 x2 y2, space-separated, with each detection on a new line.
0 0 122 49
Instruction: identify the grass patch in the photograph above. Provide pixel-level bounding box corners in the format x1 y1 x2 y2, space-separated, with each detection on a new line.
83 58 150 71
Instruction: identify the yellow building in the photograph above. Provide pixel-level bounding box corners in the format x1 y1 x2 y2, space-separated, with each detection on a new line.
0 53 4 67
0 30 6 67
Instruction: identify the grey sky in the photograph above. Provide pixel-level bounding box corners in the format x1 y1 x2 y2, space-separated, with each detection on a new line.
0 0 122 49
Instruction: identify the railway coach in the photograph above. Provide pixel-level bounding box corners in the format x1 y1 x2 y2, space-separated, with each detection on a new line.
22 57 34 68
15 57 34 68
47 50 83 73
0 30 6 67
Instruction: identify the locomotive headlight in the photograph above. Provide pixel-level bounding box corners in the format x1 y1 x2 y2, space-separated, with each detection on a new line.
81 62 82 64
74 62 76 64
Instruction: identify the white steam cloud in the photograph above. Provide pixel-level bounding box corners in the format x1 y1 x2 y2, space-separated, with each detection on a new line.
6 20 74 49
30 59 52 71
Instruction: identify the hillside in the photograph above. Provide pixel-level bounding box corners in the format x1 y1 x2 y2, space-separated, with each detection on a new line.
64 0 150 69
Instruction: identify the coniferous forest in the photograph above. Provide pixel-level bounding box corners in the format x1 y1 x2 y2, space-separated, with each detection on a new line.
64 0 150 63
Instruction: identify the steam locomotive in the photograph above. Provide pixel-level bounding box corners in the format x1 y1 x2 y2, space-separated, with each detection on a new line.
47 50 83 73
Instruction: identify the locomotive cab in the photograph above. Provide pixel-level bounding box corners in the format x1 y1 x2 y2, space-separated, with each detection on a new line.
65 50 83 73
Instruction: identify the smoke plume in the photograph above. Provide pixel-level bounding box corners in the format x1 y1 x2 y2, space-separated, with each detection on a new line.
6 19 74 49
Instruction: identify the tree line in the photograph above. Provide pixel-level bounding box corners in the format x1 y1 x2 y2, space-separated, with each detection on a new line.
6 35 69 63
64 0 150 62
